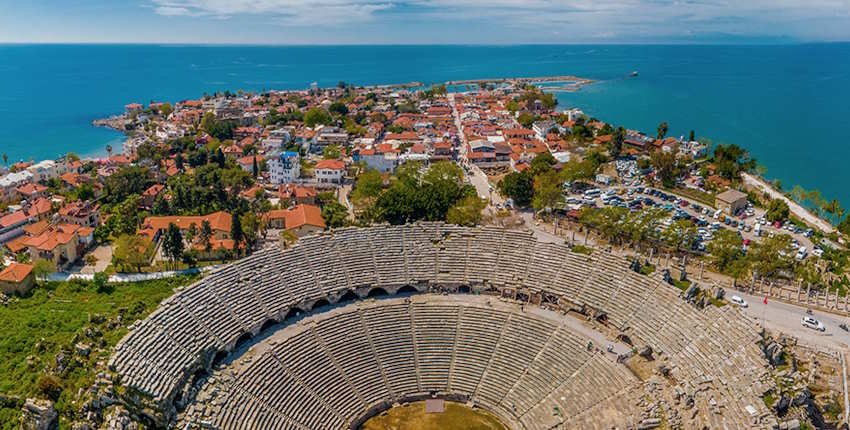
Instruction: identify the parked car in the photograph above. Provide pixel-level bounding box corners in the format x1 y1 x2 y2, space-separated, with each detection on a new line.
801 316 825 332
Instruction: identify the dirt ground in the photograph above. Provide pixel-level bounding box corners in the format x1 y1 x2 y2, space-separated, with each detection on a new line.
360 401 507 430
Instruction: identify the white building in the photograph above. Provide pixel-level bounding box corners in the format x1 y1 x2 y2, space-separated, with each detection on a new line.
314 159 345 184
0 171 34 202
26 160 62 182
532 120 560 141
268 151 301 185
262 128 293 153
565 108 585 122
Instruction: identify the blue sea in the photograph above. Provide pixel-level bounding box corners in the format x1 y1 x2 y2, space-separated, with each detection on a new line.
1 44 848 208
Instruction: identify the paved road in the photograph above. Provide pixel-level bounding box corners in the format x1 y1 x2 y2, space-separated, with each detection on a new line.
732 289 850 350
521 210 850 351
448 93 500 207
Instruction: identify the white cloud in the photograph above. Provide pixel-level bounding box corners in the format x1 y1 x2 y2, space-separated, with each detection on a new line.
150 0 396 24
147 0 850 39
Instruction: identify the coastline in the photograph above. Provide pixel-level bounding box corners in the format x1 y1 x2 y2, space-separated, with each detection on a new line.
15 73 843 238
742 172 836 234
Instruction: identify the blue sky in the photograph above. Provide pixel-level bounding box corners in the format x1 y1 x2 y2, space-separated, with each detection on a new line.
2 1 850 44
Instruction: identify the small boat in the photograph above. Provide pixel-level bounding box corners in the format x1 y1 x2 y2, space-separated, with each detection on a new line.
631 71 639 77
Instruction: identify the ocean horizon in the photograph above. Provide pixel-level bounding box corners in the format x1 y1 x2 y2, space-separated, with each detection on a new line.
1 43 848 208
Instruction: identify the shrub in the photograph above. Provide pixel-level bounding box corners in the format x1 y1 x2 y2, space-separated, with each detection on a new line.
35 375 62 401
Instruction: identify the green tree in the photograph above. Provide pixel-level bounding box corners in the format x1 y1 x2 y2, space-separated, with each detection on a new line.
304 108 333 128
688 130 695 142
241 212 262 251
806 189 825 218
93 271 111 293
252 155 259 178
748 234 794 279
103 166 152 205
162 223 184 269
351 169 384 202
498 171 534 207
713 143 756 180
32 259 56 282
159 102 173 117
662 219 697 252
650 150 678 187
422 160 464 184
200 220 213 253
765 199 790 222
186 223 197 246
608 127 625 157
826 199 843 225
791 185 806 204
328 102 349 116
1 152 7 167
528 152 556 177
106 144 113 157
532 170 564 212
112 234 151 273
323 144 342 160
322 201 349 228
707 229 746 279
231 212 244 257
447 195 486 226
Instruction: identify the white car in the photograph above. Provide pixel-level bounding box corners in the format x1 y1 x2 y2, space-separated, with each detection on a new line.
730 295 748 307
801 316 825 331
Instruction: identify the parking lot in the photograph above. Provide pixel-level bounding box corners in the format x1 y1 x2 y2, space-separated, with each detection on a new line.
563 184 822 259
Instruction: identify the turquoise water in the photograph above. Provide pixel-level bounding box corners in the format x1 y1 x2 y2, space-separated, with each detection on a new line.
0 44 848 207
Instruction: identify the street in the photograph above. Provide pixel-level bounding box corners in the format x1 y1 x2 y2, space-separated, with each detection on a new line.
734 289 850 350
448 93 501 208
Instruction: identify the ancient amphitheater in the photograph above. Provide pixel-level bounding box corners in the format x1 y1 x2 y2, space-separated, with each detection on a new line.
109 223 778 429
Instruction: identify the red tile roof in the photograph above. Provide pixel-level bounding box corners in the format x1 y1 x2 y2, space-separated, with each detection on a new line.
0 262 33 283
141 211 231 234
285 204 326 231
315 159 345 170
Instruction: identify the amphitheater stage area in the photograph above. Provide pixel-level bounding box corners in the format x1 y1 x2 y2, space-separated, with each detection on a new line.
359 400 507 430
181 294 640 429
108 223 780 429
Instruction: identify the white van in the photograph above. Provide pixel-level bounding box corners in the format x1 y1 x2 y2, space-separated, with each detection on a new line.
713 209 723 220
754 223 761 237
796 247 807 261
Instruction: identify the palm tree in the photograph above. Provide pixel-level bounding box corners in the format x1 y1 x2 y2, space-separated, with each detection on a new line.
807 190 823 217
827 199 842 225
1 152 7 168
106 144 113 158
657 122 668 139
791 185 806 204
835 206 846 227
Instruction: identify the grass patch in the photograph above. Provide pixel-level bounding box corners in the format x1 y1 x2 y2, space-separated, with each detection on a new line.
360 401 507 430
762 390 777 408
571 245 593 255
668 187 716 208
0 275 198 428
708 295 727 307
639 263 656 275
673 279 691 292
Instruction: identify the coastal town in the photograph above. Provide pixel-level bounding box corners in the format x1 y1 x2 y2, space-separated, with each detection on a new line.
1 77 847 288
2 76 850 429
